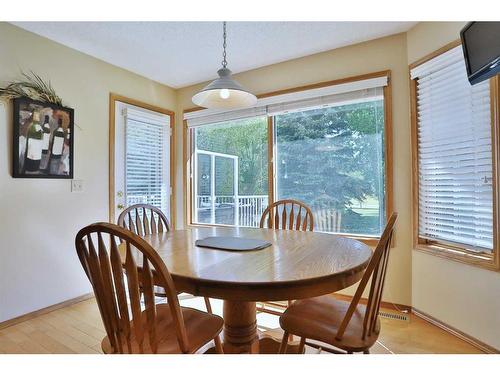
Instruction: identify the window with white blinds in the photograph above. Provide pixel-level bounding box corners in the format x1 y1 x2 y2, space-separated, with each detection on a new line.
125 107 170 214
411 46 493 252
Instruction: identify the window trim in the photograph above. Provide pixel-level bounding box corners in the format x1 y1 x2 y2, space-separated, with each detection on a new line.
109 93 176 229
183 70 393 246
410 40 500 271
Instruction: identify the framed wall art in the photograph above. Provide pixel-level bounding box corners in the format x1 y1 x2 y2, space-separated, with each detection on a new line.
12 97 74 178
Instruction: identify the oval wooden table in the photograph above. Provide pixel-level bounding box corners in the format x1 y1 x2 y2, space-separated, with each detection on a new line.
141 226 372 354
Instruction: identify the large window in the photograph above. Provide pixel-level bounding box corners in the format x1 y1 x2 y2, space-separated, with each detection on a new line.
186 72 392 242
275 99 386 236
410 42 499 270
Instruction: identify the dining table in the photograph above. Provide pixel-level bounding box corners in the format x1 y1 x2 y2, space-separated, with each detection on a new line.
139 225 373 354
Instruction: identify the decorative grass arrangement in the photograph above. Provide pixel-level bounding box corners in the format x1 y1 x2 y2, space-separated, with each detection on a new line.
0 71 63 106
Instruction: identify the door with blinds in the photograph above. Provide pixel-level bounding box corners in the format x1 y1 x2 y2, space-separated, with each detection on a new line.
113 101 172 223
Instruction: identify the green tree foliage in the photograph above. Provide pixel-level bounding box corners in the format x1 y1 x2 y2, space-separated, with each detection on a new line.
275 101 384 208
196 117 268 195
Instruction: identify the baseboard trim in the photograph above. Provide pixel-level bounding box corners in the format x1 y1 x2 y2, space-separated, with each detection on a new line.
333 293 412 313
0 293 94 330
413 308 499 354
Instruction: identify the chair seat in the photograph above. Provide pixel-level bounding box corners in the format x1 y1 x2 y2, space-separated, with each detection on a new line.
279 295 380 352
102 304 223 354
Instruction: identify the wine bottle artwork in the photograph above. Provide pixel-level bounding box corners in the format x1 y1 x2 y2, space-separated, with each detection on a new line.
24 111 43 172
48 118 65 175
39 114 51 171
51 118 65 159
41 115 51 154
61 127 71 174
13 97 74 178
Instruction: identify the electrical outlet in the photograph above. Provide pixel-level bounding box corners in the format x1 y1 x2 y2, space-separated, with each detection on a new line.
71 179 83 192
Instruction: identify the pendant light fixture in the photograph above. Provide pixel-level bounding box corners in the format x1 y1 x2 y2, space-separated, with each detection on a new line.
192 22 257 109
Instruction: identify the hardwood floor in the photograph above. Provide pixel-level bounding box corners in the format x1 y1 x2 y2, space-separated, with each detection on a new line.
0 296 483 354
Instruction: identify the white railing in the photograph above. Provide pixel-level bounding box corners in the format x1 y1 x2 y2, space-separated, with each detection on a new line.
196 195 345 233
196 195 268 227
312 206 342 233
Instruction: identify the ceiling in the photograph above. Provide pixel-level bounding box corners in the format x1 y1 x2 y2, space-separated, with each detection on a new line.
12 22 417 88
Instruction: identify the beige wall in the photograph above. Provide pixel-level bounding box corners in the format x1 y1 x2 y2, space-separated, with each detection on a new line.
407 22 500 350
0 23 177 322
176 33 413 306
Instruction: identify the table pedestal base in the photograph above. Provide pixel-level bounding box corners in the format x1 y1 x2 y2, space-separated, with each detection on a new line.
204 335 302 354
222 301 259 353
205 300 303 354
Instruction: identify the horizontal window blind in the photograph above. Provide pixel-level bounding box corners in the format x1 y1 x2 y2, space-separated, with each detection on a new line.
185 107 267 128
411 46 493 252
267 87 383 116
185 75 388 127
124 107 170 213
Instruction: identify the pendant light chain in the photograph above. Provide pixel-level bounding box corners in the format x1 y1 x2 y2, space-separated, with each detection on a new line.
222 21 228 68
192 20 256 108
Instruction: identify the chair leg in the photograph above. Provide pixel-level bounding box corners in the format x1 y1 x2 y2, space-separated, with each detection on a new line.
214 336 224 354
204 297 213 313
204 297 223 354
297 337 306 354
279 332 289 354
287 301 294 342
363 349 370 354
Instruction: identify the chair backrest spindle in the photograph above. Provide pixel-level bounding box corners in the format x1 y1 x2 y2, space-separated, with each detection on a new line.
118 204 170 237
260 199 313 231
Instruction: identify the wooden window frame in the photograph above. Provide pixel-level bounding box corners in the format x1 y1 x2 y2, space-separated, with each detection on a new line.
410 40 500 271
109 93 176 229
183 70 393 246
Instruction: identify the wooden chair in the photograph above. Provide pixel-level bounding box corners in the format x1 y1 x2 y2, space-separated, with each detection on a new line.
117 204 213 313
117 203 170 236
259 199 314 232
278 213 398 354
75 222 224 354
257 199 314 316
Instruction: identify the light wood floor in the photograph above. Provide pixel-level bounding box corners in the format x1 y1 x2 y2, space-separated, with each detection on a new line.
0 296 483 354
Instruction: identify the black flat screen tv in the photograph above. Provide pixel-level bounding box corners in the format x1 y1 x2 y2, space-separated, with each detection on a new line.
460 22 500 85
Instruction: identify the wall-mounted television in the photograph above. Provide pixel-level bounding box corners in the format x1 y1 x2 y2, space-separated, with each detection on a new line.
460 22 500 85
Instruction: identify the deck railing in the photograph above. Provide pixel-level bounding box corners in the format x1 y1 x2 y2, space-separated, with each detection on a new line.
196 195 343 232
196 195 269 227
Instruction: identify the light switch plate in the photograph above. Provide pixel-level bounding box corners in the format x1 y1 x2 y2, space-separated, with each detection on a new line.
71 179 83 192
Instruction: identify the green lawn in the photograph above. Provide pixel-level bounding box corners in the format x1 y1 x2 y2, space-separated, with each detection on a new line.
343 196 381 235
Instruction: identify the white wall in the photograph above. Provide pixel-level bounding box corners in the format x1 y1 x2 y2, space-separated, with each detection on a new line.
0 23 177 322
407 22 500 351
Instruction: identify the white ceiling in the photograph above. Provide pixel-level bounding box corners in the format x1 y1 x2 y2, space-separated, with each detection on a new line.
12 22 417 88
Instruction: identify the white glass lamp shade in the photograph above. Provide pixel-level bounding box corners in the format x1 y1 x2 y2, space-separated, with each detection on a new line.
192 68 257 109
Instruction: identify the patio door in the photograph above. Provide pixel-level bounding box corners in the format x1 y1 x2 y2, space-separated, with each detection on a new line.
111 98 172 224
